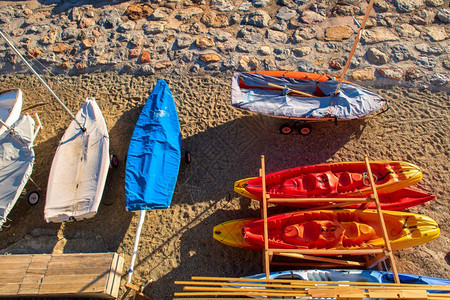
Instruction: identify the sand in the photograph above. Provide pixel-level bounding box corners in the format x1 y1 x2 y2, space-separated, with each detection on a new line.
0 72 448 299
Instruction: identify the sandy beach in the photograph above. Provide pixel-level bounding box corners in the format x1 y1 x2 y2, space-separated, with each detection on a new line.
0 71 448 298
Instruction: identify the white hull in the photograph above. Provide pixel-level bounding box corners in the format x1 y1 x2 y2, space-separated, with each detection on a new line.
44 98 110 223
0 89 23 136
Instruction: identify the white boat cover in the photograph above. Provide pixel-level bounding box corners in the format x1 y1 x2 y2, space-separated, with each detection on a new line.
0 114 35 229
44 98 110 223
0 89 23 136
231 73 387 120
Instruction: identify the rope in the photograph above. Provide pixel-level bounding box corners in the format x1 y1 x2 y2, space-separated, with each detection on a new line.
362 172 378 186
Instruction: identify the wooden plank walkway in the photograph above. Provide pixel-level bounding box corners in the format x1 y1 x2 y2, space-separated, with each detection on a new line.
0 252 123 298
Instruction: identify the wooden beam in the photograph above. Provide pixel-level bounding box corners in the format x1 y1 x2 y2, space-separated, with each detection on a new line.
364 156 400 283
366 253 389 269
271 248 385 255
268 197 369 203
260 155 270 280
274 252 365 266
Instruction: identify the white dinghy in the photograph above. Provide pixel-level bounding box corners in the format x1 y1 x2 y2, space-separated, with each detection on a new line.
0 112 41 229
0 89 23 136
44 98 111 222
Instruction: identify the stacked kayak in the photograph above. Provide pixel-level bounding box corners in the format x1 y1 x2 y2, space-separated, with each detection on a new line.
213 209 440 251
241 269 450 292
234 160 433 210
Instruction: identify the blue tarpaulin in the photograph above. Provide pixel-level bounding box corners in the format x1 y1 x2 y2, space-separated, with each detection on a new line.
125 79 181 211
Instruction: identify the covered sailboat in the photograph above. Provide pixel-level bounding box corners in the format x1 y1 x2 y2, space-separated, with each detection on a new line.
125 79 181 285
0 112 41 229
44 98 111 222
231 71 388 120
231 0 385 135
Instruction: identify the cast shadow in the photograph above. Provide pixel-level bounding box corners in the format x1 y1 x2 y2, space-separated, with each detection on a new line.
37 0 126 15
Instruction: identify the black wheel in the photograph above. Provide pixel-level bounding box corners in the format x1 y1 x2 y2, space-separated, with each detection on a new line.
27 191 40 205
184 151 191 164
110 154 119 169
279 123 293 135
297 123 312 135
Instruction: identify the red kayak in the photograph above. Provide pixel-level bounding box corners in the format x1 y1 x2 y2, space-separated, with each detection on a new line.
235 176 434 210
238 161 423 199
363 188 434 210
241 209 440 251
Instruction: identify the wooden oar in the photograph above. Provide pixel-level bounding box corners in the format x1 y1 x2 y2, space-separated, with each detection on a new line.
268 83 314 97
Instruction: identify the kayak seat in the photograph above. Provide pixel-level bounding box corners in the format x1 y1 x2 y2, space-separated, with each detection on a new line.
283 222 321 245
342 222 376 247
338 171 353 187
282 220 344 248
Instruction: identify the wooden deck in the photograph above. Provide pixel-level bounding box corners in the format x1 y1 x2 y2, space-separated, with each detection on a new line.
0 252 123 298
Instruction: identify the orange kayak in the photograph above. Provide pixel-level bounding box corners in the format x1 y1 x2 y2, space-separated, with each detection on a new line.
236 161 423 199
213 209 440 251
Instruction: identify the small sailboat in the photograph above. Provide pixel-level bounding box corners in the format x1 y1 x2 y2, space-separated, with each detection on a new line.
44 98 111 222
231 71 388 128
125 79 181 286
231 0 385 135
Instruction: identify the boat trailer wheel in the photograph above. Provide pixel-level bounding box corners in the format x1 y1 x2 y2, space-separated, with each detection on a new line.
297 123 312 135
27 191 40 206
110 154 119 169
279 123 293 135
184 150 191 164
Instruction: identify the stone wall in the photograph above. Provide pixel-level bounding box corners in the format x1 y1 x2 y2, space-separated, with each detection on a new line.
0 0 448 90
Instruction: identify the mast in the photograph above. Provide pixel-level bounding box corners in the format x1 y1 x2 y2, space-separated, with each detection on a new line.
0 29 86 131
127 210 146 283
334 0 376 95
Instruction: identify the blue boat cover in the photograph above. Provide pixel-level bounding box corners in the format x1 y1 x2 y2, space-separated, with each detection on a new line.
125 80 181 211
